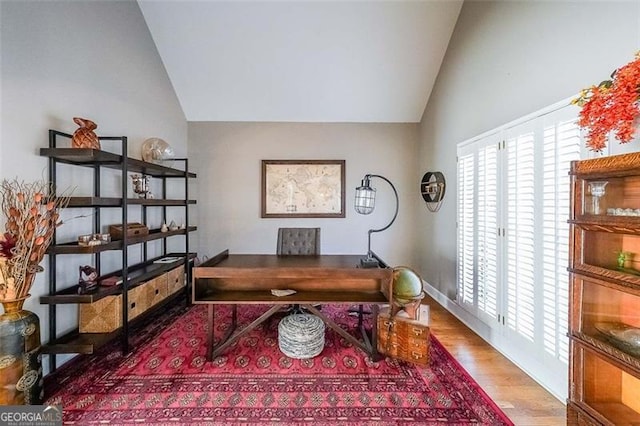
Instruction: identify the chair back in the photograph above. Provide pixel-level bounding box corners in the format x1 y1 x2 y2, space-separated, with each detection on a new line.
277 227 321 255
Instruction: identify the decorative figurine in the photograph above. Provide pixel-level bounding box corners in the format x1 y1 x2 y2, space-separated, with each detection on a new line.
141 138 175 164
130 174 152 199
588 180 608 215
78 265 99 294
168 220 178 231
161 222 168 233
617 251 632 269
71 117 100 149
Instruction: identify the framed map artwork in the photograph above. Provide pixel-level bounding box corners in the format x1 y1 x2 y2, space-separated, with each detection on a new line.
261 160 346 218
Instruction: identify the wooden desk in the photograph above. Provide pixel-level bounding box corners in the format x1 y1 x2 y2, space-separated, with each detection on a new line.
193 250 393 361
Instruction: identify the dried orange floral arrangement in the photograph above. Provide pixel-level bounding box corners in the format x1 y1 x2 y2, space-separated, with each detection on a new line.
0 179 71 301
573 53 640 151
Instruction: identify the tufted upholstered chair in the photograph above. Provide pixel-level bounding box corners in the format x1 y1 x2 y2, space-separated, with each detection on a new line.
276 228 321 256
275 227 321 316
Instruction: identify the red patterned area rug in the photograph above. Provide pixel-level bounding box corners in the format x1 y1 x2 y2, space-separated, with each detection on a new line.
45 304 513 425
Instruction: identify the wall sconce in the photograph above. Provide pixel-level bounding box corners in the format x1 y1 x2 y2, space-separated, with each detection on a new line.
420 171 446 212
354 174 399 268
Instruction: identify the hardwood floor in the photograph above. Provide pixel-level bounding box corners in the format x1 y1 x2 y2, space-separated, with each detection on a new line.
424 294 566 425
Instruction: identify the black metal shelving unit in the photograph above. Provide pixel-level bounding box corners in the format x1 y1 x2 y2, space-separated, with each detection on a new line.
41 130 197 371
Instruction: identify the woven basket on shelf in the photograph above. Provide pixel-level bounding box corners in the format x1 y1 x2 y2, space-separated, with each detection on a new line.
143 273 168 308
167 267 185 294
79 295 122 333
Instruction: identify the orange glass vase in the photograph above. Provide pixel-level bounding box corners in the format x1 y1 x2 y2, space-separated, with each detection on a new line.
71 117 100 150
0 296 43 405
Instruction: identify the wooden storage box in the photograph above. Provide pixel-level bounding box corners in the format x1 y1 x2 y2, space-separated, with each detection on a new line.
79 295 122 333
377 304 430 365
108 223 149 240
167 266 185 294
144 273 168 307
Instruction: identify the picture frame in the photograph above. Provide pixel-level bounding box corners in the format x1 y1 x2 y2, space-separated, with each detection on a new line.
261 160 346 218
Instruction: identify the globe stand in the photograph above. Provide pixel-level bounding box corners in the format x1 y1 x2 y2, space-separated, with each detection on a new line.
391 295 424 320
390 267 426 321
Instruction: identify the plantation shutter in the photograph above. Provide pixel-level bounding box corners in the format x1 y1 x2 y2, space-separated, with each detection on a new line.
456 136 500 318
505 125 536 342
477 143 499 319
457 150 475 306
540 114 581 363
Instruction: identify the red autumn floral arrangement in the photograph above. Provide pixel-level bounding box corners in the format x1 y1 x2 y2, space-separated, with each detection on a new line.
572 53 640 151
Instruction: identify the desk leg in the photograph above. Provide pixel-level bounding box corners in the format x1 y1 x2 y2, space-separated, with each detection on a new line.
371 304 380 361
305 304 373 357
355 304 381 361
207 305 214 362
210 304 281 360
232 304 237 330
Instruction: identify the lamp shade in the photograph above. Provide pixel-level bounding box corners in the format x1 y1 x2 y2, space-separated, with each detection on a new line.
355 185 376 215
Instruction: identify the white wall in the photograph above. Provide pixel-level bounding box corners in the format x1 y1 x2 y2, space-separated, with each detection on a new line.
188 122 417 267
417 0 640 298
1 0 187 370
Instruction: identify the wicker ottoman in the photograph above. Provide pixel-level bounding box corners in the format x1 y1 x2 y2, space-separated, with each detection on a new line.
278 313 325 359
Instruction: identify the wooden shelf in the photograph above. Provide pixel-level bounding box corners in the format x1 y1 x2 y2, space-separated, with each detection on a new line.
570 400 637 426
588 402 640 425
40 147 196 178
66 196 196 207
125 198 196 206
40 283 122 305
47 226 197 254
570 214 640 235
41 328 121 355
571 332 640 376
124 226 197 245
39 253 195 305
569 264 640 291
570 151 640 179
193 289 388 305
47 239 122 254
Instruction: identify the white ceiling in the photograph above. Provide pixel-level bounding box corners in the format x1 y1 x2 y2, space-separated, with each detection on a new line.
138 1 462 123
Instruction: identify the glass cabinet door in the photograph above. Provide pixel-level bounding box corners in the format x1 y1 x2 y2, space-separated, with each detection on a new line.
580 231 640 275
574 275 640 360
573 343 640 425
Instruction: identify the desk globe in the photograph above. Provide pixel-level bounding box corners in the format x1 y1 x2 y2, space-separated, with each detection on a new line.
391 266 425 320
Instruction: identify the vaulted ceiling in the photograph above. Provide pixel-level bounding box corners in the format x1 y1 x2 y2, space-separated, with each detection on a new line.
138 1 462 123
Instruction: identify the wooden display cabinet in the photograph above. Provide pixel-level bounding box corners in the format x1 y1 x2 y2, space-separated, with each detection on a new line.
568 152 640 425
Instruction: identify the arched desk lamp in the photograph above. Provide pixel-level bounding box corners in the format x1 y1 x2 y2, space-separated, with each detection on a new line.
354 174 399 268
